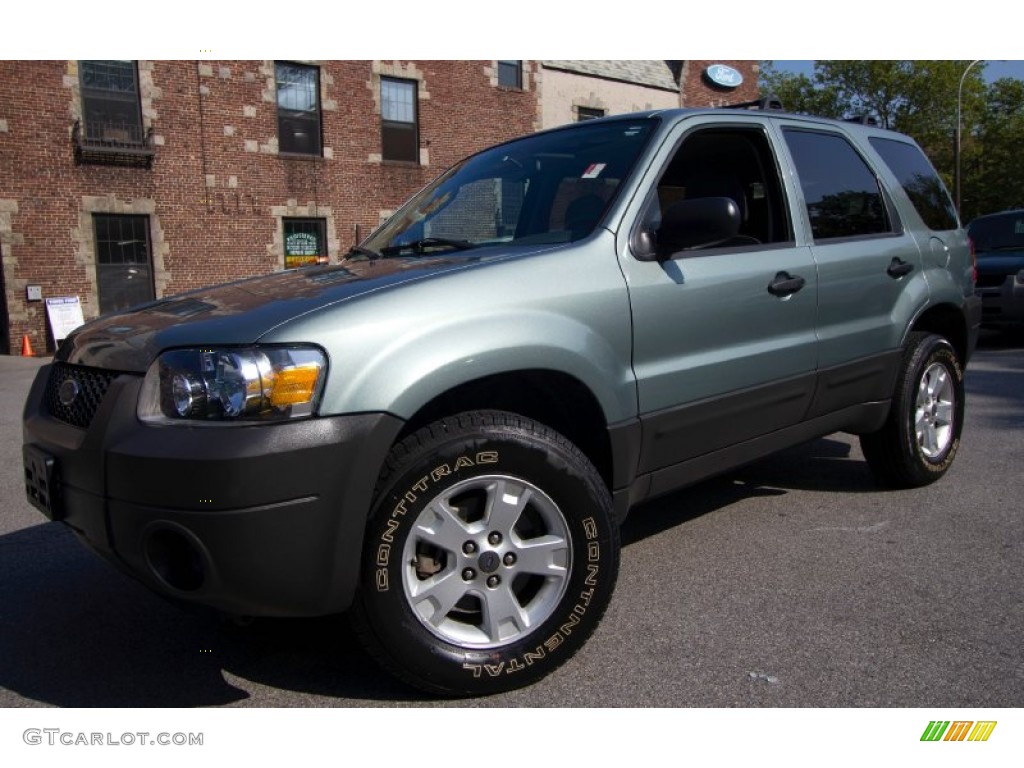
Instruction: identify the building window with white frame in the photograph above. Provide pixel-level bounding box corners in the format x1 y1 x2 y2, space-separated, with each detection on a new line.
381 77 419 163
276 62 322 155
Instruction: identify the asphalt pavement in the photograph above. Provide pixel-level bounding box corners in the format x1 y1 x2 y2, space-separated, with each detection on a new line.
0 337 1021 707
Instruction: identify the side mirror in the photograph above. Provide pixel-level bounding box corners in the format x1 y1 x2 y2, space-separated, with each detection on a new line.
657 197 741 258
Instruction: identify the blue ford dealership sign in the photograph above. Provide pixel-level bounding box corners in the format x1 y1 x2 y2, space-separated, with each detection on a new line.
705 64 744 89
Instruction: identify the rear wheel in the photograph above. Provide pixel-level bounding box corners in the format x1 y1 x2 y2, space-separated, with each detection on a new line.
352 410 619 696
860 332 965 488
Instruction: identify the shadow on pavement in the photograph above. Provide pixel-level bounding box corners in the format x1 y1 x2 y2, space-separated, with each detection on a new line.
621 436 875 547
0 523 425 707
966 331 1024 430
975 327 1023 352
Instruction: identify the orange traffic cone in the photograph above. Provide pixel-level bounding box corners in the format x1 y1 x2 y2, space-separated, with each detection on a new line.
21 334 34 357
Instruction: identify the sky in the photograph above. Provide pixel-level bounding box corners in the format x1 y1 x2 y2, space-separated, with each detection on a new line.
770 60 1024 83
5 0 1022 60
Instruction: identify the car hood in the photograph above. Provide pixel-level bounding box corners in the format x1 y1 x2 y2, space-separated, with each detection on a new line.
57 253 510 372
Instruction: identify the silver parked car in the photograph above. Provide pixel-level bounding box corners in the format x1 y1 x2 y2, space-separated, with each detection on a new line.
24 104 981 696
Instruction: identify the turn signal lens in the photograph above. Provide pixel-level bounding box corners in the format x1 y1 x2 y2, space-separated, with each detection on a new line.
269 364 322 407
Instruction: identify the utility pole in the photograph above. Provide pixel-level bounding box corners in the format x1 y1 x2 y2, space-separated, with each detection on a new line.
956 60 982 216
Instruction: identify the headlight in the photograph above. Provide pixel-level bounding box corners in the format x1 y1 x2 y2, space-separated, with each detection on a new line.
138 346 327 424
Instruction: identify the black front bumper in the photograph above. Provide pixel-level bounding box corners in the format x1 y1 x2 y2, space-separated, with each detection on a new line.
22 363 403 617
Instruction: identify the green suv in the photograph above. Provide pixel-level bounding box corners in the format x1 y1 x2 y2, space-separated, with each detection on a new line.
23 105 981 696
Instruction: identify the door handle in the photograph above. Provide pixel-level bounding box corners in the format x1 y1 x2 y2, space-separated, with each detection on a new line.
887 257 914 278
767 271 806 297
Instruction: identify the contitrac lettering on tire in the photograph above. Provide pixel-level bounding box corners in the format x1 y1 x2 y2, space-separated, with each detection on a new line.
375 451 500 593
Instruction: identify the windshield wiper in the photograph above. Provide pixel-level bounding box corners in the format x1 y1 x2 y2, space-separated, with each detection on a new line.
345 245 382 260
379 237 476 256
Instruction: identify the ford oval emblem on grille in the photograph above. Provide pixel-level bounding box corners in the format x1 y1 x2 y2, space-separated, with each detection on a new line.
58 378 81 407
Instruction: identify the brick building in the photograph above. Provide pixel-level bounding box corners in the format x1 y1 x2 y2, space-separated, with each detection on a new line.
538 60 758 127
0 60 757 354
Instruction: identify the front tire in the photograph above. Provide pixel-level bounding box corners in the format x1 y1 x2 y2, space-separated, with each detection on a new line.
860 332 965 488
352 410 619 696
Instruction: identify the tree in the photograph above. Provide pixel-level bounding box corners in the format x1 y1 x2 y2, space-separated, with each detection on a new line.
758 62 843 118
965 77 1024 221
759 61 994 213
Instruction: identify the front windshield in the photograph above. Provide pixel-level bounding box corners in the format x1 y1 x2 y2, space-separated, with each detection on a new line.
361 118 658 256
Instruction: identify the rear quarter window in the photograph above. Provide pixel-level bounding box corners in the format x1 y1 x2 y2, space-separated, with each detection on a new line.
869 137 959 231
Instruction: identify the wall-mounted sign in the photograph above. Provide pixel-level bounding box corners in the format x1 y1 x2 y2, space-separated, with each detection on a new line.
284 229 323 269
704 64 744 89
45 296 85 341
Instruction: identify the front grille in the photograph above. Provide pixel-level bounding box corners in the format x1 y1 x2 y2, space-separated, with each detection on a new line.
44 363 119 429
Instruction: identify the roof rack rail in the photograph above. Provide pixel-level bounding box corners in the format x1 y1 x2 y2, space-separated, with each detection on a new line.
718 94 785 111
845 114 879 126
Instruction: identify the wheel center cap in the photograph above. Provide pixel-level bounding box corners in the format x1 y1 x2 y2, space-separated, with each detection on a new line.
477 551 500 574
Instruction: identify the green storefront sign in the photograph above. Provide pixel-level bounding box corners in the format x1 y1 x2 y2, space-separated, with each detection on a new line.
285 231 321 268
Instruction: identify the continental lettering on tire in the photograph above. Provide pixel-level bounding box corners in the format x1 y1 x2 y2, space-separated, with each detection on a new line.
375 451 500 593
461 515 601 678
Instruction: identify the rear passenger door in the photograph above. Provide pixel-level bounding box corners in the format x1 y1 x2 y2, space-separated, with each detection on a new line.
619 117 818 475
776 123 928 416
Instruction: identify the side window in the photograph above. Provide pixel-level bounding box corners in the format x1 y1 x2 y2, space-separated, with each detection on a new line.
637 126 793 258
783 129 891 240
275 62 322 156
79 60 145 145
869 137 958 231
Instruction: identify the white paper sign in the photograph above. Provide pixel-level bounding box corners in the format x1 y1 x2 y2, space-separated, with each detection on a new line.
45 296 86 341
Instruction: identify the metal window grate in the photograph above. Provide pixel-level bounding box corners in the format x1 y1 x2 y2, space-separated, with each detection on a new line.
75 60 153 167
44 363 119 429
283 217 327 268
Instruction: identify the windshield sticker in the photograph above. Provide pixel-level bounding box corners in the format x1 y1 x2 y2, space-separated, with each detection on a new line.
582 163 607 179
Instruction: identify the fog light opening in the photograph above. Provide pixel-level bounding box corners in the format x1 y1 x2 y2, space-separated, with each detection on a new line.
145 528 206 592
